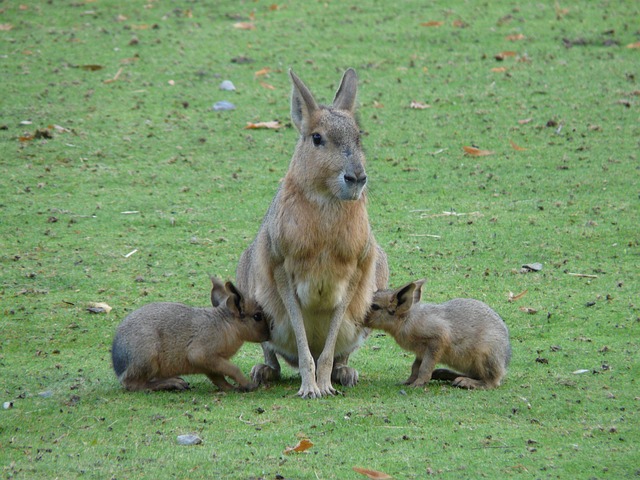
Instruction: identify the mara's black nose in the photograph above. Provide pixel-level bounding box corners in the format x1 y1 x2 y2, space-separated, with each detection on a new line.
344 173 367 186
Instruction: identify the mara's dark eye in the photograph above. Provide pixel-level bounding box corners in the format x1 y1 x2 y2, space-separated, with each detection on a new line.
311 133 323 146
253 312 264 322
371 304 381 311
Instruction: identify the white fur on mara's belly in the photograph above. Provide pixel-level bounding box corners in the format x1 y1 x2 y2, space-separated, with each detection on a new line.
269 296 366 360
296 278 348 311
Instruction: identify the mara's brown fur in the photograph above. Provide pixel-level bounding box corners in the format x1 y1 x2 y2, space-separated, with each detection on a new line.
236 68 388 398
365 280 511 389
111 278 270 392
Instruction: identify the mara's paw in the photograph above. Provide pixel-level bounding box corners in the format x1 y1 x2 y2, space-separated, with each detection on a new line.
452 376 485 389
408 378 429 388
250 363 280 384
297 381 322 400
236 382 259 393
150 377 190 391
402 376 418 386
331 365 359 387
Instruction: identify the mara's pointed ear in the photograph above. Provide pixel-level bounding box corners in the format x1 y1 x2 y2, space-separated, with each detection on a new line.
412 279 426 304
210 276 227 308
224 281 244 317
290 69 319 134
332 68 358 113
394 281 418 315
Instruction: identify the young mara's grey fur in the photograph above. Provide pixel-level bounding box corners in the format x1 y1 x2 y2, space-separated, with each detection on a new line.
365 280 511 389
111 278 270 392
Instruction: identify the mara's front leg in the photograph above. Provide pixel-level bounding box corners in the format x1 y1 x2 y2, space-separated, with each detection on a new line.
274 265 320 399
403 357 422 385
316 303 350 396
208 357 257 392
410 342 442 387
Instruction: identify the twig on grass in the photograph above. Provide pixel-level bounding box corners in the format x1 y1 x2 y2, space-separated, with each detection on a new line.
420 211 483 219
408 234 441 238
567 272 598 278
238 414 270 426
104 67 123 84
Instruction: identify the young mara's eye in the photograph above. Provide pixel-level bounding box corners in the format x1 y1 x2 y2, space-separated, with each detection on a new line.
371 304 381 311
253 312 264 322
311 133 323 146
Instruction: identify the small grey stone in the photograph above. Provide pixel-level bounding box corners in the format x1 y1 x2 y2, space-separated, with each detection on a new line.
522 263 543 272
212 101 236 111
177 434 202 446
219 80 236 91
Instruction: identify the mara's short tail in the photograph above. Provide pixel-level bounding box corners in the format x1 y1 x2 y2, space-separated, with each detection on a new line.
111 336 129 378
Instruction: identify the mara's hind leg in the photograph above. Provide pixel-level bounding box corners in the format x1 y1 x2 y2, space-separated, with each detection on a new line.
122 376 189 391
451 355 505 390
331 353 359 387
431 368 464 382
251 343 282 384
451 376 488 389
431 368 486 389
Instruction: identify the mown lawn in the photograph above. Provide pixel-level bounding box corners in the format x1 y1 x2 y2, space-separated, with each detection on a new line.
1 1 638 478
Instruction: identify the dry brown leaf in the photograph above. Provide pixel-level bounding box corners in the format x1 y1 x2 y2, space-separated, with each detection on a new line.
373 100 384 108
269 4 280 10
508 289 528 302
245 121 282 130
518 118 532 125
421 21 443 27
87 302 112 314
353 467 393 479
410 100 431 109
259 81 275 90
463 146 494 156
254 67 271 76
627 41 640 49
510 140 527 151
491 67 507 73
79 65 104 71
283 438 313 455
519 307 538 314
50 124 71 133
452 19 468 28
506 33 525 41
554 1 569 18
234 22 255 30
0 24 14 31
496 51 517 60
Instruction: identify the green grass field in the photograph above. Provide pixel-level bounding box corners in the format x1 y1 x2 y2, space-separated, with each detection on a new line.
1 1 639 478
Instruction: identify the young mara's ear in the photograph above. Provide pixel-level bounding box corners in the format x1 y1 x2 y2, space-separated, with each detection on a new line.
210 276 227 308
395 281 418 315
412 279 426 304
332 68 358 113
290 69 319 134
224 281 244 317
